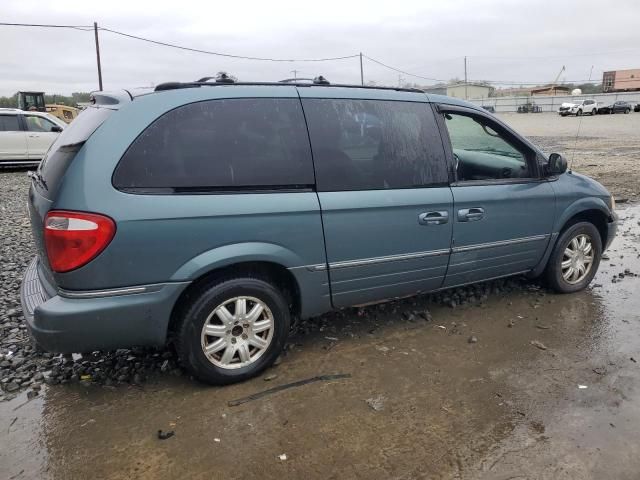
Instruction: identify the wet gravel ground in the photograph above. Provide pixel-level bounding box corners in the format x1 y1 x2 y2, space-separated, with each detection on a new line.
0 170 547 402
501 112 640 203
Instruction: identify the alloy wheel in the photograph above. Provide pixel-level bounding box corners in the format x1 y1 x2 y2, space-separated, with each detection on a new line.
561 234 594 284
200 296 275 369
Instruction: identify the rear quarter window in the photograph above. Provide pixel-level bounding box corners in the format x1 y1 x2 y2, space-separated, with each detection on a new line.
113 98 314 191
38 106 113 198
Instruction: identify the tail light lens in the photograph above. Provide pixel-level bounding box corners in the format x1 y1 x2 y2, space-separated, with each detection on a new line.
44 210 116 273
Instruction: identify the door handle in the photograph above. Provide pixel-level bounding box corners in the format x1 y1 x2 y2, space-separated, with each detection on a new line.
458 207 485 222
418 211 449 226
28 135 40 138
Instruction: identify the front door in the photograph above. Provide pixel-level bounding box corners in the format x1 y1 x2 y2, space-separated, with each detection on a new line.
300 94 453 307
438 106 555 287
24 114 60 160
0 115 27 161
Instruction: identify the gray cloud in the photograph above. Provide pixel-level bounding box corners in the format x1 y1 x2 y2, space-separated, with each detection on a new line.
1 0 639 96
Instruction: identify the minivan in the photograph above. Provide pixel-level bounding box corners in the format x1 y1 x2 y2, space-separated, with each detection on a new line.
21 77 617 385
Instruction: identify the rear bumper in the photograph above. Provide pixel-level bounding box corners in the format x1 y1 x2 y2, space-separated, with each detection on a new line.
20 257 189 353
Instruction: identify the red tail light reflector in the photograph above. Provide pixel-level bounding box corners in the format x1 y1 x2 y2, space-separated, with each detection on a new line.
44 210 116 273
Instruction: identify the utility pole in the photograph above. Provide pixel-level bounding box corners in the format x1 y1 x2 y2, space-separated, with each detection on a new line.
290 69 299 80
464 56 468 100
94 22 103 91
359 52 364 86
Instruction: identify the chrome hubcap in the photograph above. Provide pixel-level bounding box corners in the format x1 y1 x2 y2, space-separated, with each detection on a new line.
561 234 594 284
201 296 274 369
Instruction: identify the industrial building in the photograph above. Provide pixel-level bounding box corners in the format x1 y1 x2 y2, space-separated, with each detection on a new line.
603 69 640 92
444 83 493 99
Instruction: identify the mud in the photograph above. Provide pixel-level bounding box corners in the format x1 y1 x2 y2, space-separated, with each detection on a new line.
1 204 639 479
501 112 640 203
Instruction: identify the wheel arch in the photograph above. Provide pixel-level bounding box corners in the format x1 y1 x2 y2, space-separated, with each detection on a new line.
167 260 302 342
554 198 612 247
530 202 612 279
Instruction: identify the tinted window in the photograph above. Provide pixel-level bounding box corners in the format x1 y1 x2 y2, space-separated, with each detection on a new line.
114 98 314 190
443 112 531 181
302 99 448 191
25 115 57 132
0 115 20 132
38 106 113 199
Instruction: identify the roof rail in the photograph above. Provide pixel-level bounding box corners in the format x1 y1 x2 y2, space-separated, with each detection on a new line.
154 81 425 94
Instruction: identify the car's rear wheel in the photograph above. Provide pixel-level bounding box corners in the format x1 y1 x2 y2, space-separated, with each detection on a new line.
591 108 597 116
176 277 290 385
545 222 602 293
625 108 630 114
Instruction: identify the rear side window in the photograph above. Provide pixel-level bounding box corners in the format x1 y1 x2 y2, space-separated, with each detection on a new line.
302 99 448 191
0 115 20 132
25 115 57 132
38 106 113 198
113 98 314 191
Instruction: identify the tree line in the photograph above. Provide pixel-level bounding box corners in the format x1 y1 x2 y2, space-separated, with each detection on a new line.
0 92 91 108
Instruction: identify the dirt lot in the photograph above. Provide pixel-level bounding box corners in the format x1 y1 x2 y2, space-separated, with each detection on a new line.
501 112 640 203
1 113 640 479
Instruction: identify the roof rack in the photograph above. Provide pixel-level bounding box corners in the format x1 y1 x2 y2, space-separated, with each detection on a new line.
154 79 425 94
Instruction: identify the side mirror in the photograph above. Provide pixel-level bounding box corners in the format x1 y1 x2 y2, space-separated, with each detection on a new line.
548 153 567 175
51 125 63 133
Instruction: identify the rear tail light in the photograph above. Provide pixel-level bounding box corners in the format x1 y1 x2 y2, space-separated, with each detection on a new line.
44 210 116 273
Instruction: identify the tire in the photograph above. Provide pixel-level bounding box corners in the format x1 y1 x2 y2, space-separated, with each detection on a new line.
576 109 582 116
545 222 602 293
176 277 291 385
591 108 597 116
625 109 630 114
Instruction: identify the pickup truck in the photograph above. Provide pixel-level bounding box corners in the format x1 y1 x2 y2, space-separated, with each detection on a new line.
558 99 598 116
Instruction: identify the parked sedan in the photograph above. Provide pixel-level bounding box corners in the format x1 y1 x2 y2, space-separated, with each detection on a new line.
0 109 65 167
599 101 632 114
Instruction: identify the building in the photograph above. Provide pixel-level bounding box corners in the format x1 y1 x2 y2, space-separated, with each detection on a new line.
422 85 447 96
603 69 640 92
530 85 571 96
446 83 493 99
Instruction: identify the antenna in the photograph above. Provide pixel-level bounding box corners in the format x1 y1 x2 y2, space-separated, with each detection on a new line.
569 67 594 172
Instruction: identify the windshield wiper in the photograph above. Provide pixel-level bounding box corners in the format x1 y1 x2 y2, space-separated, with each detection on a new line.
27 170 48 191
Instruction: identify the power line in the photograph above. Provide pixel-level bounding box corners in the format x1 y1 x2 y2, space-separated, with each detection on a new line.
0 22 93 30
99 27 360 62
363 55 446 82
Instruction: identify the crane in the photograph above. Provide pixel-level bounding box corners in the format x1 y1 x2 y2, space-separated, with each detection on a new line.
550 66 566 93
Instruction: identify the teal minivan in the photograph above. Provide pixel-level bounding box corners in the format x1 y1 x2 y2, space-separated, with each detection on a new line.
21 76 617 384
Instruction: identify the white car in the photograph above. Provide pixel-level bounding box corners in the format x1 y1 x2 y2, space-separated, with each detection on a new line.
558 99 598 117
0 108 66 166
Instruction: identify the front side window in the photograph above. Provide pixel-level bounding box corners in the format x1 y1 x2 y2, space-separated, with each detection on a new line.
0 115 20 132
25 115 57 132
443 112 532 181
114 98 314 190
302 99 448 191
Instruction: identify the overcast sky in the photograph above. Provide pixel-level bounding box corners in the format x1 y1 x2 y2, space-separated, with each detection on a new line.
1 0 640 96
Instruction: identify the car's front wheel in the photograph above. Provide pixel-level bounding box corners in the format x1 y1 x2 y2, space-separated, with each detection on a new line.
545 222 602 293
576 109 582 116
176 277 290 385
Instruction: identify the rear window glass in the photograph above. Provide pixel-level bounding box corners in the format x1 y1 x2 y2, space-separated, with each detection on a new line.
0 115 20 132
302 99 448 191
38 106 113 198
113 98 314 190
